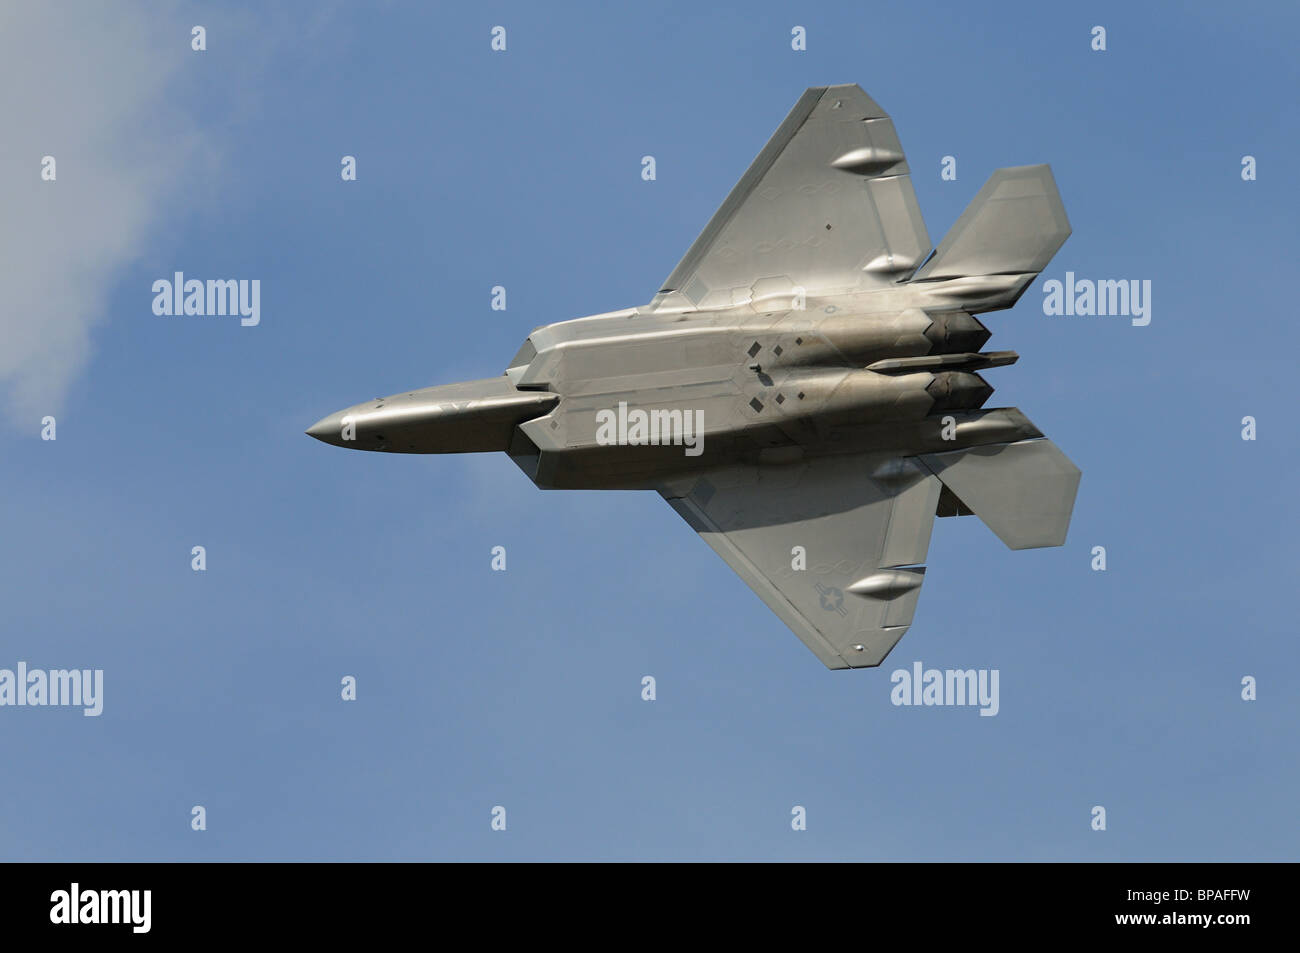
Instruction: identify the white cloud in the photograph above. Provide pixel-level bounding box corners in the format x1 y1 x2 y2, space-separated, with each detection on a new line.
0 4 211 425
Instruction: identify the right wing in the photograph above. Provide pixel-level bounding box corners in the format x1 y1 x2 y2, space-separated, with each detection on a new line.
661 453 942 670
652 85 931 311
660 420 1081 669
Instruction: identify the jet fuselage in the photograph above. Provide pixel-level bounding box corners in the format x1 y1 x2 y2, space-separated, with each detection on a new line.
307 285 1037 491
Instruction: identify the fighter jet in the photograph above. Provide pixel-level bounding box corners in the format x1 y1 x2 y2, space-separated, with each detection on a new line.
307 84 1080 669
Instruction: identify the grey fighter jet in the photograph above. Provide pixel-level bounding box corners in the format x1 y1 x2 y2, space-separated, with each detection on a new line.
307 85 1080 669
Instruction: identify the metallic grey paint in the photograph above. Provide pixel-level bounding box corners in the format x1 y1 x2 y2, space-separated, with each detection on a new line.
308 85 1081 669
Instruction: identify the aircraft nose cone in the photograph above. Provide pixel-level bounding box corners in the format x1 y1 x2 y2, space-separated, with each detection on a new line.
306 411 343 444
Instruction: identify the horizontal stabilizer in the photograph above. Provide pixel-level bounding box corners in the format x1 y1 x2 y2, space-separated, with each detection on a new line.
912 164 1070 285
917 437 1080 549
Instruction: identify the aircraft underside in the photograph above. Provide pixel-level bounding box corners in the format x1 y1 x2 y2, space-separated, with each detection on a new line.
308 84 1080 669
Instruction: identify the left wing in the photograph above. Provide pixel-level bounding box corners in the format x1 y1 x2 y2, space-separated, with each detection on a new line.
651 85 931 311
661 453 942 669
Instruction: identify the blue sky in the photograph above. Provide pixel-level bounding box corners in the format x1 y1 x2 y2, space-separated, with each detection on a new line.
1 1 1296 860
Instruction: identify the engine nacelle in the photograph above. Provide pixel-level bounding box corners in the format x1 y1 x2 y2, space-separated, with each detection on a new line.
780 367 993 423
795 309 990 367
